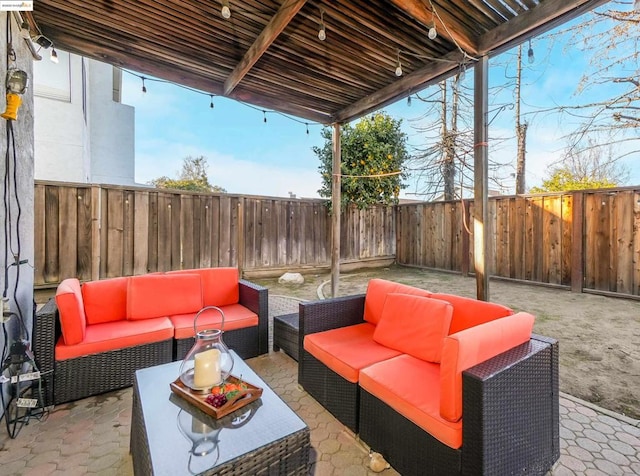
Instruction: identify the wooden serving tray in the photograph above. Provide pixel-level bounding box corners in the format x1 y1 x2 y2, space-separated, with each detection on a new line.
170 375 263 419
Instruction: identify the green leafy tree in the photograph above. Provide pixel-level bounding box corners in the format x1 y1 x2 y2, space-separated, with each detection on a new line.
530 141 626 193
150 156 226 193
315 113 409 210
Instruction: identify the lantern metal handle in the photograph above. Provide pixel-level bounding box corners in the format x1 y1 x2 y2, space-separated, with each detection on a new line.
193 306 225 335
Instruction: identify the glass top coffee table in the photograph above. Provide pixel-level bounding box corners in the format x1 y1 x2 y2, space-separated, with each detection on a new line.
130 351 310 475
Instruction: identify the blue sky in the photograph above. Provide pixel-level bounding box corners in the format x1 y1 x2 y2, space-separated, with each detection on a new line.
121 6 638 199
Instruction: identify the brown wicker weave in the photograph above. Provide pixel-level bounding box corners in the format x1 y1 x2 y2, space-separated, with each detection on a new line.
273 313 300 361
358 335 559 476
33 278 269 407
297 295 366 433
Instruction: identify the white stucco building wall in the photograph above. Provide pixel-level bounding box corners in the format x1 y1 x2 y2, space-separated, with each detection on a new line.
33 51 135 185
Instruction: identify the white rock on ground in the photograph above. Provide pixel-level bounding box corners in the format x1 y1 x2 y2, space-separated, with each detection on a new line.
278 272 304 285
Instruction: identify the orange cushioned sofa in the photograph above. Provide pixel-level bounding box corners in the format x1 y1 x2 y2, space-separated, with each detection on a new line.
33 268 268 406
298 279 559 476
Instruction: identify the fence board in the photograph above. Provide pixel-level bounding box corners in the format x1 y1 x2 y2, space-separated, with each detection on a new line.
181 195 195 270
43 186 60 283
561 195 572 286
34 185 45 285
76 187 92 281
106 189 124 278
57 187 77 280
614 191 633 294
123 191 134 276
147 192 158 272
133 191 149 275
634 192 640 295
157 193 172 272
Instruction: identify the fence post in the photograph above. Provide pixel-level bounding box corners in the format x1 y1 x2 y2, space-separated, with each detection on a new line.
571 191 584 293
237 197 245 277
90 185 101 281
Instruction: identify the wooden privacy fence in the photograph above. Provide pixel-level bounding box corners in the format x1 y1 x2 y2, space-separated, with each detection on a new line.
396 188 640 297
34 182 395 287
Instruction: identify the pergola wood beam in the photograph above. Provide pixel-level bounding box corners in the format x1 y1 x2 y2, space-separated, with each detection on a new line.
223 0 307 96
478 0 610 55
389 0 478 56
332 50 463 123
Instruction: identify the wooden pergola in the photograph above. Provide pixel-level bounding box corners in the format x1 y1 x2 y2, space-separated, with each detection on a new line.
26 0 608 299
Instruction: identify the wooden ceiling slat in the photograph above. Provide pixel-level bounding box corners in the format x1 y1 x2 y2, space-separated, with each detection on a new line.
224 0 307 95
388 0 478 55
30 0 608 123
477 0 610 55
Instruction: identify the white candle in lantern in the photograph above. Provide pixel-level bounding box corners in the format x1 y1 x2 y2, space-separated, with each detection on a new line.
193 348 221 388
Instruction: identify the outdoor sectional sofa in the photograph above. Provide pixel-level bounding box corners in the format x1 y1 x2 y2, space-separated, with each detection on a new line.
298 279 559 475
33 267 268 406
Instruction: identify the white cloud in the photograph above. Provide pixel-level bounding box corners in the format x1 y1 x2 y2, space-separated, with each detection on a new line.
135 141 322 199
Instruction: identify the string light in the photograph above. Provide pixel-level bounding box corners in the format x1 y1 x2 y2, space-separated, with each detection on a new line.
395 50 403 77
141 77 147 93
318 9 326 41
50 47 59 63
263 110 267 123
305 123 309 135
209 94 214 108
407 95 412 106
428 23 437 40
527 39 534 64
221 0 231 19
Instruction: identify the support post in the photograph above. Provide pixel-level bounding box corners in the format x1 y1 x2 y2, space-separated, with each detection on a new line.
474 56 489 301
331 123 341 298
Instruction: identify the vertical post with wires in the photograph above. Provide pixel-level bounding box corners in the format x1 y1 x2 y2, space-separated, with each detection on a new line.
331 123 341 298
474 55 489 301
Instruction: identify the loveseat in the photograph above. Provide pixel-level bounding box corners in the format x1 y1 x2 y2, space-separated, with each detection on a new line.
33 267 268 406
298 279 559 475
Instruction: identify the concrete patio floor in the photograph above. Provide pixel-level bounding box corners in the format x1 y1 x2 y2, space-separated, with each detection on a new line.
0 349 638 475
2 287 638 475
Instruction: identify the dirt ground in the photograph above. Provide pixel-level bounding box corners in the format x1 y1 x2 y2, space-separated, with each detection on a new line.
254 264 640 420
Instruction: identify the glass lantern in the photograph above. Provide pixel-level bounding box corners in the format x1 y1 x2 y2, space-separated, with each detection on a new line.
179 306 234 393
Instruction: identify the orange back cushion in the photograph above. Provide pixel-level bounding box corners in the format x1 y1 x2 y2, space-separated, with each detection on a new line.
364 279 432 325
127 274 203 320
82 277 128 325
373 294 453 363
168 268 239 306
439 312 535 422
431 293 513 335
55 278 86 345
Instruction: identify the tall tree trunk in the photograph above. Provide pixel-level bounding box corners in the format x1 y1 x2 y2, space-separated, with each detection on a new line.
515 45 528 194
443 78 456 200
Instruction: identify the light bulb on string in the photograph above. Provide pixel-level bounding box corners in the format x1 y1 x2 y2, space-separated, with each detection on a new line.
209 95 214 109
318 9 326 41
263 110 267 123
407 96 412 107
428 24 437 40
221 0 231 19
527 39 534 64
305 123 309 135
395 50 403 77
50 47 59 63
141 77 147 93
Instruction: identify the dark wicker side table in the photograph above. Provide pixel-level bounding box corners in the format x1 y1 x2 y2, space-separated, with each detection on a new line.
273 313 300 361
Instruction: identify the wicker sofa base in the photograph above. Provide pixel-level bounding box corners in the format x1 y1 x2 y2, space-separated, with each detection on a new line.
359 337 559 476
53 339 174 406
299 350 359 433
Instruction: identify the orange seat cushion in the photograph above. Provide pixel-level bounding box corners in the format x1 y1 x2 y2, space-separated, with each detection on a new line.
168 268 239 307
82 277 128 325
431 293 513 335
360 354 462 449
55 278 86 346
127 274 203 320
171 304 259 339
303 323 402 383
364 279 431 325
55 317 174 360
440 312 535 422
373 294 453 363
